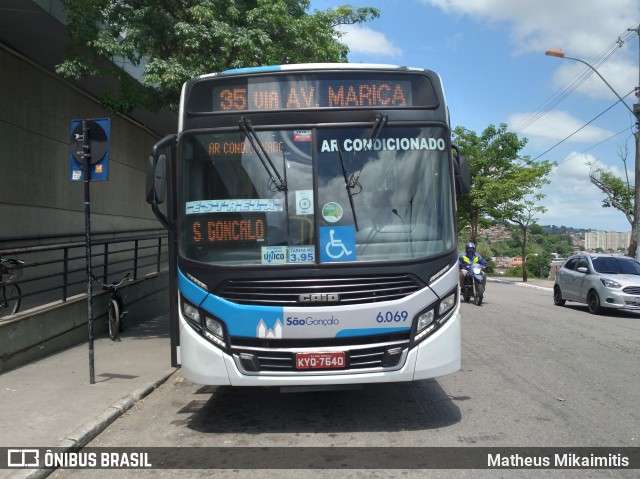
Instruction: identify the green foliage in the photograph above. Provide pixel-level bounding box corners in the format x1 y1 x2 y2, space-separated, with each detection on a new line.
489 224 574 257
504 254 552 279
587 149 636 257
526 252 553 278
504 265 522 277
588 162 634 220
58 0 380 112
484 223 572 279
453 123 555 243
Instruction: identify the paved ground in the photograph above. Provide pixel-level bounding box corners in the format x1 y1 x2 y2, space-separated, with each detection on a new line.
0 313 176 479
0 276 555 479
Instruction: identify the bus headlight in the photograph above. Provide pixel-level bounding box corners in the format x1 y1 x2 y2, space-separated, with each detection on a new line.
414 307 436 343
204 316 227 349
416 309 435 332
205 317 224 338
181 297 228 350
413 289 457 344
438 291 456 319
183 302 201 324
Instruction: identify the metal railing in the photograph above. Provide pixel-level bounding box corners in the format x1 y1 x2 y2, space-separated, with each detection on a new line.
0 229 169 316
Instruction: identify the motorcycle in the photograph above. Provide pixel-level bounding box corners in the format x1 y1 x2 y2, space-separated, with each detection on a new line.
461 263 485 306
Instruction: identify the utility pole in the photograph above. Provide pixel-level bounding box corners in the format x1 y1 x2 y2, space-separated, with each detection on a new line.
630 25 640 261
546 28 640 259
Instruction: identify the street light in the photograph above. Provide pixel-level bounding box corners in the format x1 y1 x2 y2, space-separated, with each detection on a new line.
545 48 640 261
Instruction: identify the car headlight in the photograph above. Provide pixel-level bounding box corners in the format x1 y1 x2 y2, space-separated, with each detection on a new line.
600 278 622 289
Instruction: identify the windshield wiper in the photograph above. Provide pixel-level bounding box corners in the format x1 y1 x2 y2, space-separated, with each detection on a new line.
337 147 359 231
347 113 388 189
239 116 286 192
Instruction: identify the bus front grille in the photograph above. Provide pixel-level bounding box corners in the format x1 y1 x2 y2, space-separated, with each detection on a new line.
231 337 411 373
217 274 422 306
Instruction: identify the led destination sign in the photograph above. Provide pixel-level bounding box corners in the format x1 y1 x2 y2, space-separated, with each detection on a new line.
187 73 438 112
191 215 265 244
214 81 410 111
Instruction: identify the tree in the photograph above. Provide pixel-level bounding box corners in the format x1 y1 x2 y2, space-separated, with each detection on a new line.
57 0 380 112
453 123 555 245
496 194 550 282
525 252 553 279
587 140 636 257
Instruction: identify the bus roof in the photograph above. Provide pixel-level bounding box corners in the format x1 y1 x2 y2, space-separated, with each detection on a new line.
195 63 426 80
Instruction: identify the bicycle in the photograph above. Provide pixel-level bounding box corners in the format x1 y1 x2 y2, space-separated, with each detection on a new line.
1 258 24 316
92 272 130 340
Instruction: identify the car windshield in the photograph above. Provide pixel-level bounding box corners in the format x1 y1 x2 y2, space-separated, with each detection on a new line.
591 256 640 275
177 126 455 266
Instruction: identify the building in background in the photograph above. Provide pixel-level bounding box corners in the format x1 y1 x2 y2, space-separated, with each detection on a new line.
584 230 631 252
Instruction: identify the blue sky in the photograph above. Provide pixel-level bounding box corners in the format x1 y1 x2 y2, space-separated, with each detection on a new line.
311 0 640 232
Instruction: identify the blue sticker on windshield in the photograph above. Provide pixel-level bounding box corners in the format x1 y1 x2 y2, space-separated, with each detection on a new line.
320 226 356 262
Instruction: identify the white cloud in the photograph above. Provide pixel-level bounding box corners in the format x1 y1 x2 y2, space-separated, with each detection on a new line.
550 60 639 103
508 110 614 147
421 0 639 100
422 0 637 53
338 25 403 58
539 153 631 231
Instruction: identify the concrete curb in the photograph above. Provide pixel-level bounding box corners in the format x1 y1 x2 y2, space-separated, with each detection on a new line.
514 282 553 292
488 277 554 291
8 368 178 479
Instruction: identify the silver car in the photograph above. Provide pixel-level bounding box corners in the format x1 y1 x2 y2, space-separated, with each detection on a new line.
553 253 640 314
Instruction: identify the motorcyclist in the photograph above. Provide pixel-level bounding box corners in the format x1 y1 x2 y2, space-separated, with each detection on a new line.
459 242 487 290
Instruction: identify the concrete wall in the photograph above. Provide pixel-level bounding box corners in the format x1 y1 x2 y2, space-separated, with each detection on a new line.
0 36 175 374
0 272 168 373
0 44 163 238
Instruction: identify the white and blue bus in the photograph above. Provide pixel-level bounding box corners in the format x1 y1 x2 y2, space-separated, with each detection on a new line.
147 63 470 387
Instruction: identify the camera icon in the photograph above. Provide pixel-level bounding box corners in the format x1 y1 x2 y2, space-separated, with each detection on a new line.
7 449 40 468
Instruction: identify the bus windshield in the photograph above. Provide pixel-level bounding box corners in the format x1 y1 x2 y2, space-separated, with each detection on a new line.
179 125 455 265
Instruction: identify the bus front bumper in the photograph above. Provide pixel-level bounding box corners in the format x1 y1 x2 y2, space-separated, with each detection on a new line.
178 311 461 387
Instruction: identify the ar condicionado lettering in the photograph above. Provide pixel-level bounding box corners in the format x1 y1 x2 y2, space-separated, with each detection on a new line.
193 219 265 243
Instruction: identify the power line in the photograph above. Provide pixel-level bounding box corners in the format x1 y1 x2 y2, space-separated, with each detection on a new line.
554 125 633 167
532 88 636 161
511 27 637 134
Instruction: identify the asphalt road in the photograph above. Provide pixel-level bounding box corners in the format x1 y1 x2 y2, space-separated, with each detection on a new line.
50 281 640 479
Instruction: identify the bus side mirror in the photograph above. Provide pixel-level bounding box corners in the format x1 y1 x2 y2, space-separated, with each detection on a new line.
455 155 471 196
452 144 471 197
146 154 166 204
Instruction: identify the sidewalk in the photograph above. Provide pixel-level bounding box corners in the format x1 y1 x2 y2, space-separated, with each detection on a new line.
0 313 177 476
488 275 555 290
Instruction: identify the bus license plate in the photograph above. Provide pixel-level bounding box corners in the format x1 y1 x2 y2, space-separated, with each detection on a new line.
296 352 346 370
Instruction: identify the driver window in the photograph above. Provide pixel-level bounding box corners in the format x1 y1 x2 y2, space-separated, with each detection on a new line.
564 257 578 270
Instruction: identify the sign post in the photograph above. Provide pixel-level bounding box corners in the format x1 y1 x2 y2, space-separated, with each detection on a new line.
70 118 110 384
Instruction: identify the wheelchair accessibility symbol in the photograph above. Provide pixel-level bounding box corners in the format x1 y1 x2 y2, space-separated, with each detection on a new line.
320 226 356 262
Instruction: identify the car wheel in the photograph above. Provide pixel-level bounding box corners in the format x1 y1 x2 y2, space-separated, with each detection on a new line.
587 290 603 315
553 285 566 306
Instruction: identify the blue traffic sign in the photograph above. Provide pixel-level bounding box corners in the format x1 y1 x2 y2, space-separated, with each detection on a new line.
70 118 110 181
